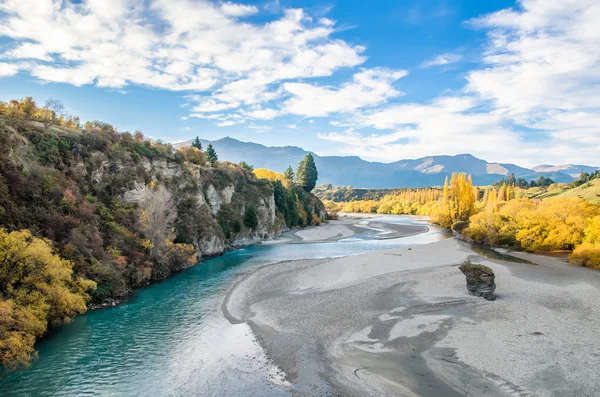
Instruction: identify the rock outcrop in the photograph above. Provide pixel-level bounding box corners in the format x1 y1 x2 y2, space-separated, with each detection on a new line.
119 158 326 259
458 261 496 300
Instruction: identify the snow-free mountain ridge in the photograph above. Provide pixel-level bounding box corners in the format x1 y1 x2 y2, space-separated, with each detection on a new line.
175 137 597 188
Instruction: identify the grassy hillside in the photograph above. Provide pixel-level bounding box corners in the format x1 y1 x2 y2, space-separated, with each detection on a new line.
525 179 600 204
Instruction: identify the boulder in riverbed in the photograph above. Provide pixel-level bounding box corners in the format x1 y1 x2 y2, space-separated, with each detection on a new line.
459 261 496 301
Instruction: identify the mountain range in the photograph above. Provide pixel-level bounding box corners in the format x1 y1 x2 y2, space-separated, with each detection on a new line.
174 137 598 188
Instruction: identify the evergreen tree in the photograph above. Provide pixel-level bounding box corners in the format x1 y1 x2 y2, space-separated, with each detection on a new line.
239 161 253 172
243 205 259 229
192 136 202 150
296 153 318 192
284 165 295 182
206 144 218 166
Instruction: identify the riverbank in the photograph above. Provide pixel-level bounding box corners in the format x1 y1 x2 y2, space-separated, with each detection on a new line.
224 235 600 396
264 214 430 244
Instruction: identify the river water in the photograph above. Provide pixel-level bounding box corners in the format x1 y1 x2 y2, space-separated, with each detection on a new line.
0 216 447 396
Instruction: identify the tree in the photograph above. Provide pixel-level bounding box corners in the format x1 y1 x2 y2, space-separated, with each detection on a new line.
132 184 177 258
0 229 96 369
284 165 295 182
253 168 284 181
192 136 202 150
239 161 253 172
131 184 195 279
435 172 475 228
206 144 218 166
178 147 206 166
507 173 516 186
296 153 318 192
38 99 65 131
243 205 259 230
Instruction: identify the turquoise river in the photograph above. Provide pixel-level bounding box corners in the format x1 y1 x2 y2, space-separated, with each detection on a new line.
0 216 448 396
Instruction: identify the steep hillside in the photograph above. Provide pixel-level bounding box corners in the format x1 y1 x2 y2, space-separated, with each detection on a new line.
0 100 328 369
177 137 580 188
0 119 325 303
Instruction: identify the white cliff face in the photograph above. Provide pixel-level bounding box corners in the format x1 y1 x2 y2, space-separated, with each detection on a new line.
85 150 323 262
151 159 181 179
107 156 285 258
205 185 222 215
204 184 235 215
256 194 276 238
139 158 153 172
91 160 109 183
196 235 225 257
198 185 278 253
221 184 234 204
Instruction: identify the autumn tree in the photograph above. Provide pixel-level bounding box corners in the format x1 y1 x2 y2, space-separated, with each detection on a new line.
253 168 284 181
132 184 176 256
296 153 318 192
206 144 218 166
435 172 475 229
178 146 206 166
37 99 65 131
131 184 194 279
0 229 96 369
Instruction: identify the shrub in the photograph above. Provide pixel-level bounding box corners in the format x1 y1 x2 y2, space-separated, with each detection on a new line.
570 243 600 268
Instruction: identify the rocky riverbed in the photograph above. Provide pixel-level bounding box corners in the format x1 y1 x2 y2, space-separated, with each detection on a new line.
225 219 600 396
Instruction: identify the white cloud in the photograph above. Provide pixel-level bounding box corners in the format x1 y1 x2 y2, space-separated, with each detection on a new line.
319 18 335 27
464 0 600 162
1 0 598 166
5 43 52 61
421 53 463 68
319 97 526 163
0 62 18 77
466 0 600 117
0 0 364 109
245 108 280 120
220 2 258 16
283 68 407 117
248 123 273 131
287 124 298 129
216 120 239 127
319 0 600 166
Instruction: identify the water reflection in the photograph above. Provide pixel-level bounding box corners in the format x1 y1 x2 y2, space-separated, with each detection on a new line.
470 245 536 265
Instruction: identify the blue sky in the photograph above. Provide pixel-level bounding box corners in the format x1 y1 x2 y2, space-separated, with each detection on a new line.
1 0 599 167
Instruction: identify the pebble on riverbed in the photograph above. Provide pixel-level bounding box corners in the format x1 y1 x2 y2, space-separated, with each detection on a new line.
458 261 496 301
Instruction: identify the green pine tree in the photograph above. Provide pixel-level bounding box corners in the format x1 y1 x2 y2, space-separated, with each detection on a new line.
239 161 254 172
283 165 295 182
206 143 218 166
296 153 318 192
243 205 259 229
192 136 202 150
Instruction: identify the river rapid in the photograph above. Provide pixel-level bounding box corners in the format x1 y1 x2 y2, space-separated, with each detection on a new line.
0 216 447 396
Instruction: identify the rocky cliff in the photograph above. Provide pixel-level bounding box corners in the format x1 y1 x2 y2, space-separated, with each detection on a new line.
92 155 315 258
0 118 327 304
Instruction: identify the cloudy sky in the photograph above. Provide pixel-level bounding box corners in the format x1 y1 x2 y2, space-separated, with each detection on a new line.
0 0 598 166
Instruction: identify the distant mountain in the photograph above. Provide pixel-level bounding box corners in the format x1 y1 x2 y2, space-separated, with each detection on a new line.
174 137 593 188
532 164 599 178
